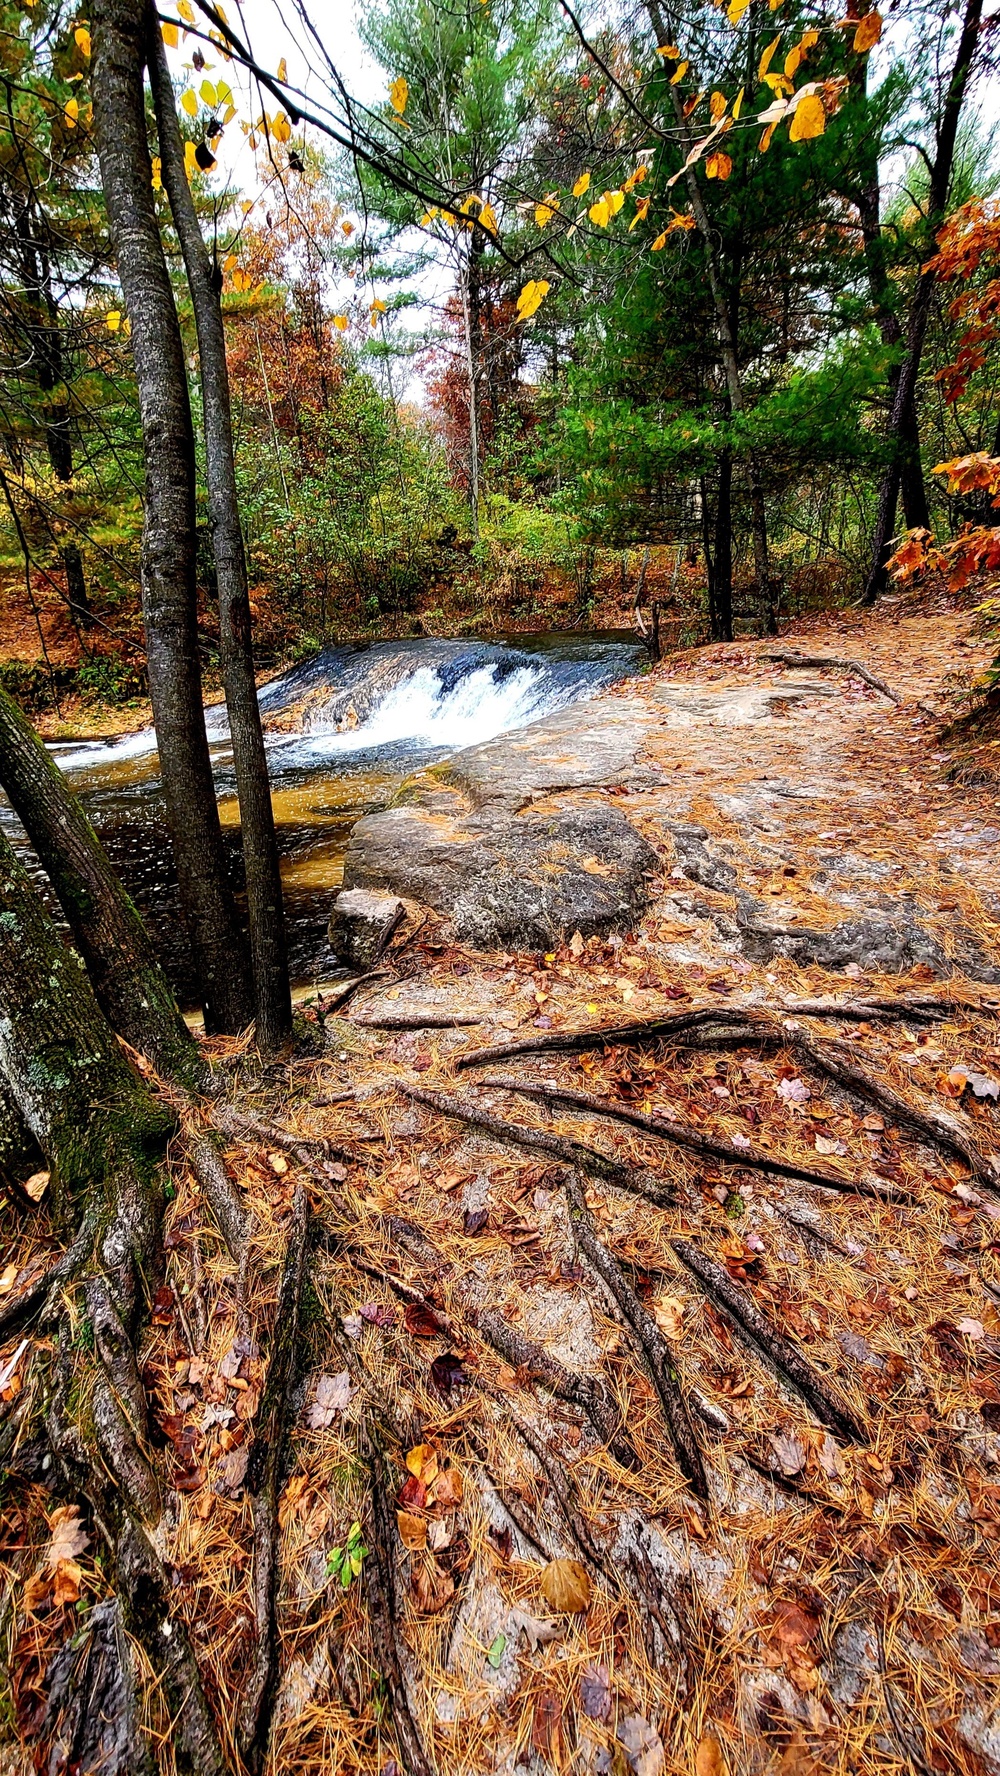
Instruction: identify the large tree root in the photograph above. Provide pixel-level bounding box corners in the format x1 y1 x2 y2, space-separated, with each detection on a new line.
395 1079 671 1199
351 1012 484 1030
359 1419 436 1776
670 1238 867 1444
183 1124 249 1260
791 1035 1000 1189
562 1173 708 1500
478 1073 912 1203
455 995 975 1071
240 1185 309 1771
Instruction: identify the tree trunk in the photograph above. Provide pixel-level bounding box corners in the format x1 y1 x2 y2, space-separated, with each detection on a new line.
91 0 253 1034
713 453 734 642
0 684 200 1085
460 240 481 540
146 12 292 1054
855 145 930 532
861 0 984 605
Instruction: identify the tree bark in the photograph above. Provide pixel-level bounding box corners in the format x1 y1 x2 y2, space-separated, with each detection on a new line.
713 451 734 642
0 684 200 1085
146 12 292 1054
460 237 481 540
91 0 254 1033
646 0 772 619
861 0 984 604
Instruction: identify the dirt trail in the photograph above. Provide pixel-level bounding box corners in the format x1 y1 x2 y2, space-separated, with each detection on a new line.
4 594 1000 1776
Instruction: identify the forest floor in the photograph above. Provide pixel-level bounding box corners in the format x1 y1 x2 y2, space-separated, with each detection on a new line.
4 587 1000 1776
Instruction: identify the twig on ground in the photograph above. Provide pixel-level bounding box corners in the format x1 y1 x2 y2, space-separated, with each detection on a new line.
359 1418 436 1776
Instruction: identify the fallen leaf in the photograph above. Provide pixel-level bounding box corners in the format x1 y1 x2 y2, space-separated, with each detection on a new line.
434 1464 464 1507
619 1713 665 1776
539 1556 590 1612
463 1207 489 1235
862 1114 885 1132
307 1370 353 1428
51 1558 82 1607
486 1631 506 1668
428 1518 452 1551
360 1300 395 1327
815 1134 848 1156
268 1151 289 1175
695 1737 729 1776
817 1434 845 1480
23 1170 49 1202
957 1317 985 1340
653 1295 685 1339
411 1556 454 1614
778 1077 810 1103
532 1691 564 1761
406 1443 437 1481
429 1352 466 1396
510 1606 561 1650
0 1263 17 1293
47 1506 89 1566
396 1509 427 1550
404 1301 445 1338
580 1662 612 1721
769 1431 806 1476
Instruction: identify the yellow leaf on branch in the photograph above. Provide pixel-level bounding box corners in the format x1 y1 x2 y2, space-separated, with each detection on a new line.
535 194 559 228
63 96 78 127
333 314 349 331
573 170 591 197
705 150 733 179
272 111 291 141
670 59 688 82
628 195 651 228
180 88 198 116
516 279 550 321
389 75 408 115
656 43 680 56
74 26 90 55
105 310 122 331
789 91 825 139
710 89 727 120
161 21 178 47
853 10 882 50
727 0 751 22
277 55 288 83
151 155 162 189
758 33 781 76
177 0 195 19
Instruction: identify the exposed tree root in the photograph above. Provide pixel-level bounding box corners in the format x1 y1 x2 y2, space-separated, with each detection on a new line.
455 995 975 1071
561 1173 708 1500
790 1034 1000 1189
479 1382 606 1572
351 1012 484 1030
359 1418 436 1776
241 1185 309 1771
670 1238 867 1444
395 1079 668 1197
40 1597 153 1776
183 1124 249 1260
479 1073 912 1202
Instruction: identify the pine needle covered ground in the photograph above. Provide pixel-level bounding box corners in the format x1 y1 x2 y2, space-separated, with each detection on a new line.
3 591 1000 1776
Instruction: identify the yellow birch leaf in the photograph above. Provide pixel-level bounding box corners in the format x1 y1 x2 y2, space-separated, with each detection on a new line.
727 0 751 21
180 88 198 116
105 311 122 332
277 55 288 82
573 170 591 197
588 195 611 227
608 189 624 215
371 297 387 314
200 80 217 106
732 84 745 118
333 314 349 330
758 33 781 76
759 120 777 151
651 231 668 250
478 202 498 233
710 89 727 120
655 42 680 56
789 91 825 139
223 104 236 124
535 196 558 228
184 139 198 174
223 252 237 270
389 75 408 116
63 97 78 127
342 220 354 235
515 279 550 320
161 21 178 47
670 59 688 82
628 196 651 229
784 45 802 76
74 26 90 55
178 0 195 17
705 150 733 179
853 10 882 50
151 155 162 190
273 112 291 141
801 28 819 48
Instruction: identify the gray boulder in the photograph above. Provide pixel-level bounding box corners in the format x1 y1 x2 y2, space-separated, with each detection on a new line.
328 888 405 970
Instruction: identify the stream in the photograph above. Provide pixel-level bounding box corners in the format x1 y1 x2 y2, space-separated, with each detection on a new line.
6 634 643 1003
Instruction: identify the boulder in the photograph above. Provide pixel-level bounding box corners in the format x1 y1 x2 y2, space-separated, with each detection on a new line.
328 888 404 970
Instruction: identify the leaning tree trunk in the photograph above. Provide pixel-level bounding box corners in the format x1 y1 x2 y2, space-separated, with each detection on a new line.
0 828 226 1775
147 12 292 1055
91 0 254 1033
0 684 200 1085
861 0 984 605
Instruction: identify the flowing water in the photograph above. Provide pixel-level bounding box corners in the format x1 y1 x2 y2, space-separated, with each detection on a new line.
6 634 643 1002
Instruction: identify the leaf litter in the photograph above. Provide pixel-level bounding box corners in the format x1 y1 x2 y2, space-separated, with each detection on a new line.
4 599 1000 1774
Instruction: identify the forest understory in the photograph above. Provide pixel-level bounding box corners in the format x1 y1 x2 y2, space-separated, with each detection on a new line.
4 596 1000 1776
